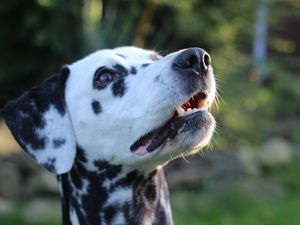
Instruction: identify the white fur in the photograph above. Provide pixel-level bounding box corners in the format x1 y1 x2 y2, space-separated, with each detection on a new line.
109 211 125 225
70 208 80 225
64 46 216 171
104 187 132 207
27 105 76 173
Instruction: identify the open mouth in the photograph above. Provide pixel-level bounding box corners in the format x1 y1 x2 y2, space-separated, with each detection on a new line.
130 91 209 156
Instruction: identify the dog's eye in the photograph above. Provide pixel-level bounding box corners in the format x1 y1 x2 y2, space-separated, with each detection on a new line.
97 73 113 84
95 70 114 85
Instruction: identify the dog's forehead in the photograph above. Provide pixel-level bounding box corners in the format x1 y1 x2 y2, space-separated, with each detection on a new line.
113 46 159 62
70 47 159 71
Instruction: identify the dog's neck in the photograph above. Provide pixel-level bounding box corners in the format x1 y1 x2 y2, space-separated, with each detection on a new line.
57 148 173 225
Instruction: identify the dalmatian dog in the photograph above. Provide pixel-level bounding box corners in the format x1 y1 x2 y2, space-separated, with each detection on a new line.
1 46 216 225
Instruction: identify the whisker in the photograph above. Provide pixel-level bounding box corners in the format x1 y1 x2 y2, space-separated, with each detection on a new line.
181 153 190 163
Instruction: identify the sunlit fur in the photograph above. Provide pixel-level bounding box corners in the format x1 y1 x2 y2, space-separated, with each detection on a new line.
66 46 216 171
2 46 217 225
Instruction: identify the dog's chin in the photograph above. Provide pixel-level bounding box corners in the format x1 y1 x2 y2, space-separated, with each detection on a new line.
130 107 215 166
159 110 215 157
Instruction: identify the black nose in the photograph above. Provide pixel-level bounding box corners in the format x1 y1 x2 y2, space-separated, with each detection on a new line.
172 48 211 77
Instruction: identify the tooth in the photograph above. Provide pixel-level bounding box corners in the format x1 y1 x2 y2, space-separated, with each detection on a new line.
176 106 185 116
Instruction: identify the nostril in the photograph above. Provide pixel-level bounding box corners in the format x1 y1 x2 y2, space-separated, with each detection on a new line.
173 48 211 76
175 53 198 69
187 54 198 69
203 53 211 68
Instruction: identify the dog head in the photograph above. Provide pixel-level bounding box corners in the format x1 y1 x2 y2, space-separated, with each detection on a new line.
1 46 216 173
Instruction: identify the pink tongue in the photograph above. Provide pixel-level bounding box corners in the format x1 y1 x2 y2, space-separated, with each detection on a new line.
134 143 150 156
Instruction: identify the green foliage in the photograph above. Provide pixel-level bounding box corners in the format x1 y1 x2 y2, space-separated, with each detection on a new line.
212 52 300 147
0 0 83 106
172 190 300 225
0 213 60 225
0 202 60 225
0 2 299 225
172 159 300 225
0 0 299 146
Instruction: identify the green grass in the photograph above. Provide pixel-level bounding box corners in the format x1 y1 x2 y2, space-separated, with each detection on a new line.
3 189 300 225
172 189 300 225
0 214 58 225
0 203 60 225
172 160 300 225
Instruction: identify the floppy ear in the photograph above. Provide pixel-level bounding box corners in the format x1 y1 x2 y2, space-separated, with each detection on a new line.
1 67 76 174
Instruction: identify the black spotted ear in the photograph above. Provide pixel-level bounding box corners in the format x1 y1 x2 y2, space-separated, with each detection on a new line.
1 67 76 174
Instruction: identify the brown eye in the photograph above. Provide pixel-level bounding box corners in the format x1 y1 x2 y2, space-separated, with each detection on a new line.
93 67 119 89
97 72 112 84
95 69 114 85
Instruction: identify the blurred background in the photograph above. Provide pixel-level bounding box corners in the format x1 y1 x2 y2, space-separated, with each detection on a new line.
0 0 300 224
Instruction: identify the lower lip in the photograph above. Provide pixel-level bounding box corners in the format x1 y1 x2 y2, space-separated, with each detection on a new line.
133 109 208 156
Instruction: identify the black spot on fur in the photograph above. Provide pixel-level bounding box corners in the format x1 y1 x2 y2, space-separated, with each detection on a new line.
112 78 126 97
113 64 128 76
113 170 140 189
152 201 167 225
104 205 117 224
1 69 69 151
130 66 137 75
42 158 57 173
123 201 138 225
81 172 108 225
59 159 170 225
69 147 89 190
117 171 160 225
145 184 157 202
76 146 88 163
58 175 72 225
91 100 102 115
142 63 150 68
52 138 66 148
76 161 88 178
94 160 122 179
70 166 83 189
